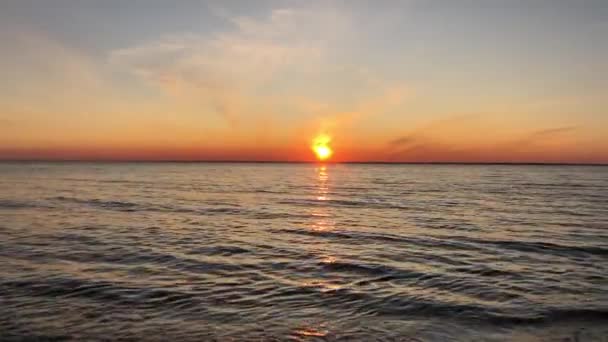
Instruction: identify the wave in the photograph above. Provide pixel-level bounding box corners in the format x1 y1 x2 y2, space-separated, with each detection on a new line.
0 199 51 210
4 274 607 328
366 296 608 325
277 227 608 258
277 198 408 210
1 277 139 304
459 237 608 257
188 245 251 256
272 228 485 254
52 196 140 211
320 261 417 277
50 196 312 220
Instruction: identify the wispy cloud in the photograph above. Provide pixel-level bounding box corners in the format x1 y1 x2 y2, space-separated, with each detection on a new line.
527 126 578 138
385 117 583 162
385 114 477 159
109 6 407 138
109 8 348 126
0 28 105 113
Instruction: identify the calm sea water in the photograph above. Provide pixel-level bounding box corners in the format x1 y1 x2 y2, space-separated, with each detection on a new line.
1 162 607 341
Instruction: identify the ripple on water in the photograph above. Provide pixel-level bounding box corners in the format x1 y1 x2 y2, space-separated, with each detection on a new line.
1 163 607 340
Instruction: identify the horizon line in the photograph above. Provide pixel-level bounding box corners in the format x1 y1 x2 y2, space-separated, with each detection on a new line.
0 159 606 166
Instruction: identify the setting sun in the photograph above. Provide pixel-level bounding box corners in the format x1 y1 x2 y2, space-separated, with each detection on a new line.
312 134 333 161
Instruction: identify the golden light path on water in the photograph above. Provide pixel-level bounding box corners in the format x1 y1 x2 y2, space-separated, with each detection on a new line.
313 165 339 268
292 164 336 340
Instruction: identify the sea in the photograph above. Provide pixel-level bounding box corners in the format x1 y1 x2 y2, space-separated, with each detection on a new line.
1 162 607 341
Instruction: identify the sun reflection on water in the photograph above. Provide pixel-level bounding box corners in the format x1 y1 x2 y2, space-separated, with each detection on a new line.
316 165 329 201
293 326 328 338
308 164 340 289
311 165 334 231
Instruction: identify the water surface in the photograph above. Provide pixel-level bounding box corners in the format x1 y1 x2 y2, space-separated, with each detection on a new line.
1 163 607 341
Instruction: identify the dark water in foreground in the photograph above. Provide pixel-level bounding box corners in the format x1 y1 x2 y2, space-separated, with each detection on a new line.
1 162 607 341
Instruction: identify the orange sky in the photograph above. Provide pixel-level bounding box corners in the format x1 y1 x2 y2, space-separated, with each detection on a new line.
1 1 607 163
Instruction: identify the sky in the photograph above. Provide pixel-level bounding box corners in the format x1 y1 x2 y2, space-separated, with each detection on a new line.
0 0 606 163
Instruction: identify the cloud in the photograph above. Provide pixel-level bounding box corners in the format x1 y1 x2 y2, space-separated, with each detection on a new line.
385 118 583 162
386 114 477 158
0 28 106 113
109 6 407 138
527 126 577 138
507 125 579 149
390 136 415 146
109 7 351 126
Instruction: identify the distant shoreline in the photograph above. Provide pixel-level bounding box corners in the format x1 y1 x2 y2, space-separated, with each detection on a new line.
0 160 606 166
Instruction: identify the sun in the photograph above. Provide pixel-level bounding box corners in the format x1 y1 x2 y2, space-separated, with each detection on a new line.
314 145 332 160
312 134 333 161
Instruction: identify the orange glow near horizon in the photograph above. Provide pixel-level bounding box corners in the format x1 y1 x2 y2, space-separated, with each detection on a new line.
312 134 333 161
